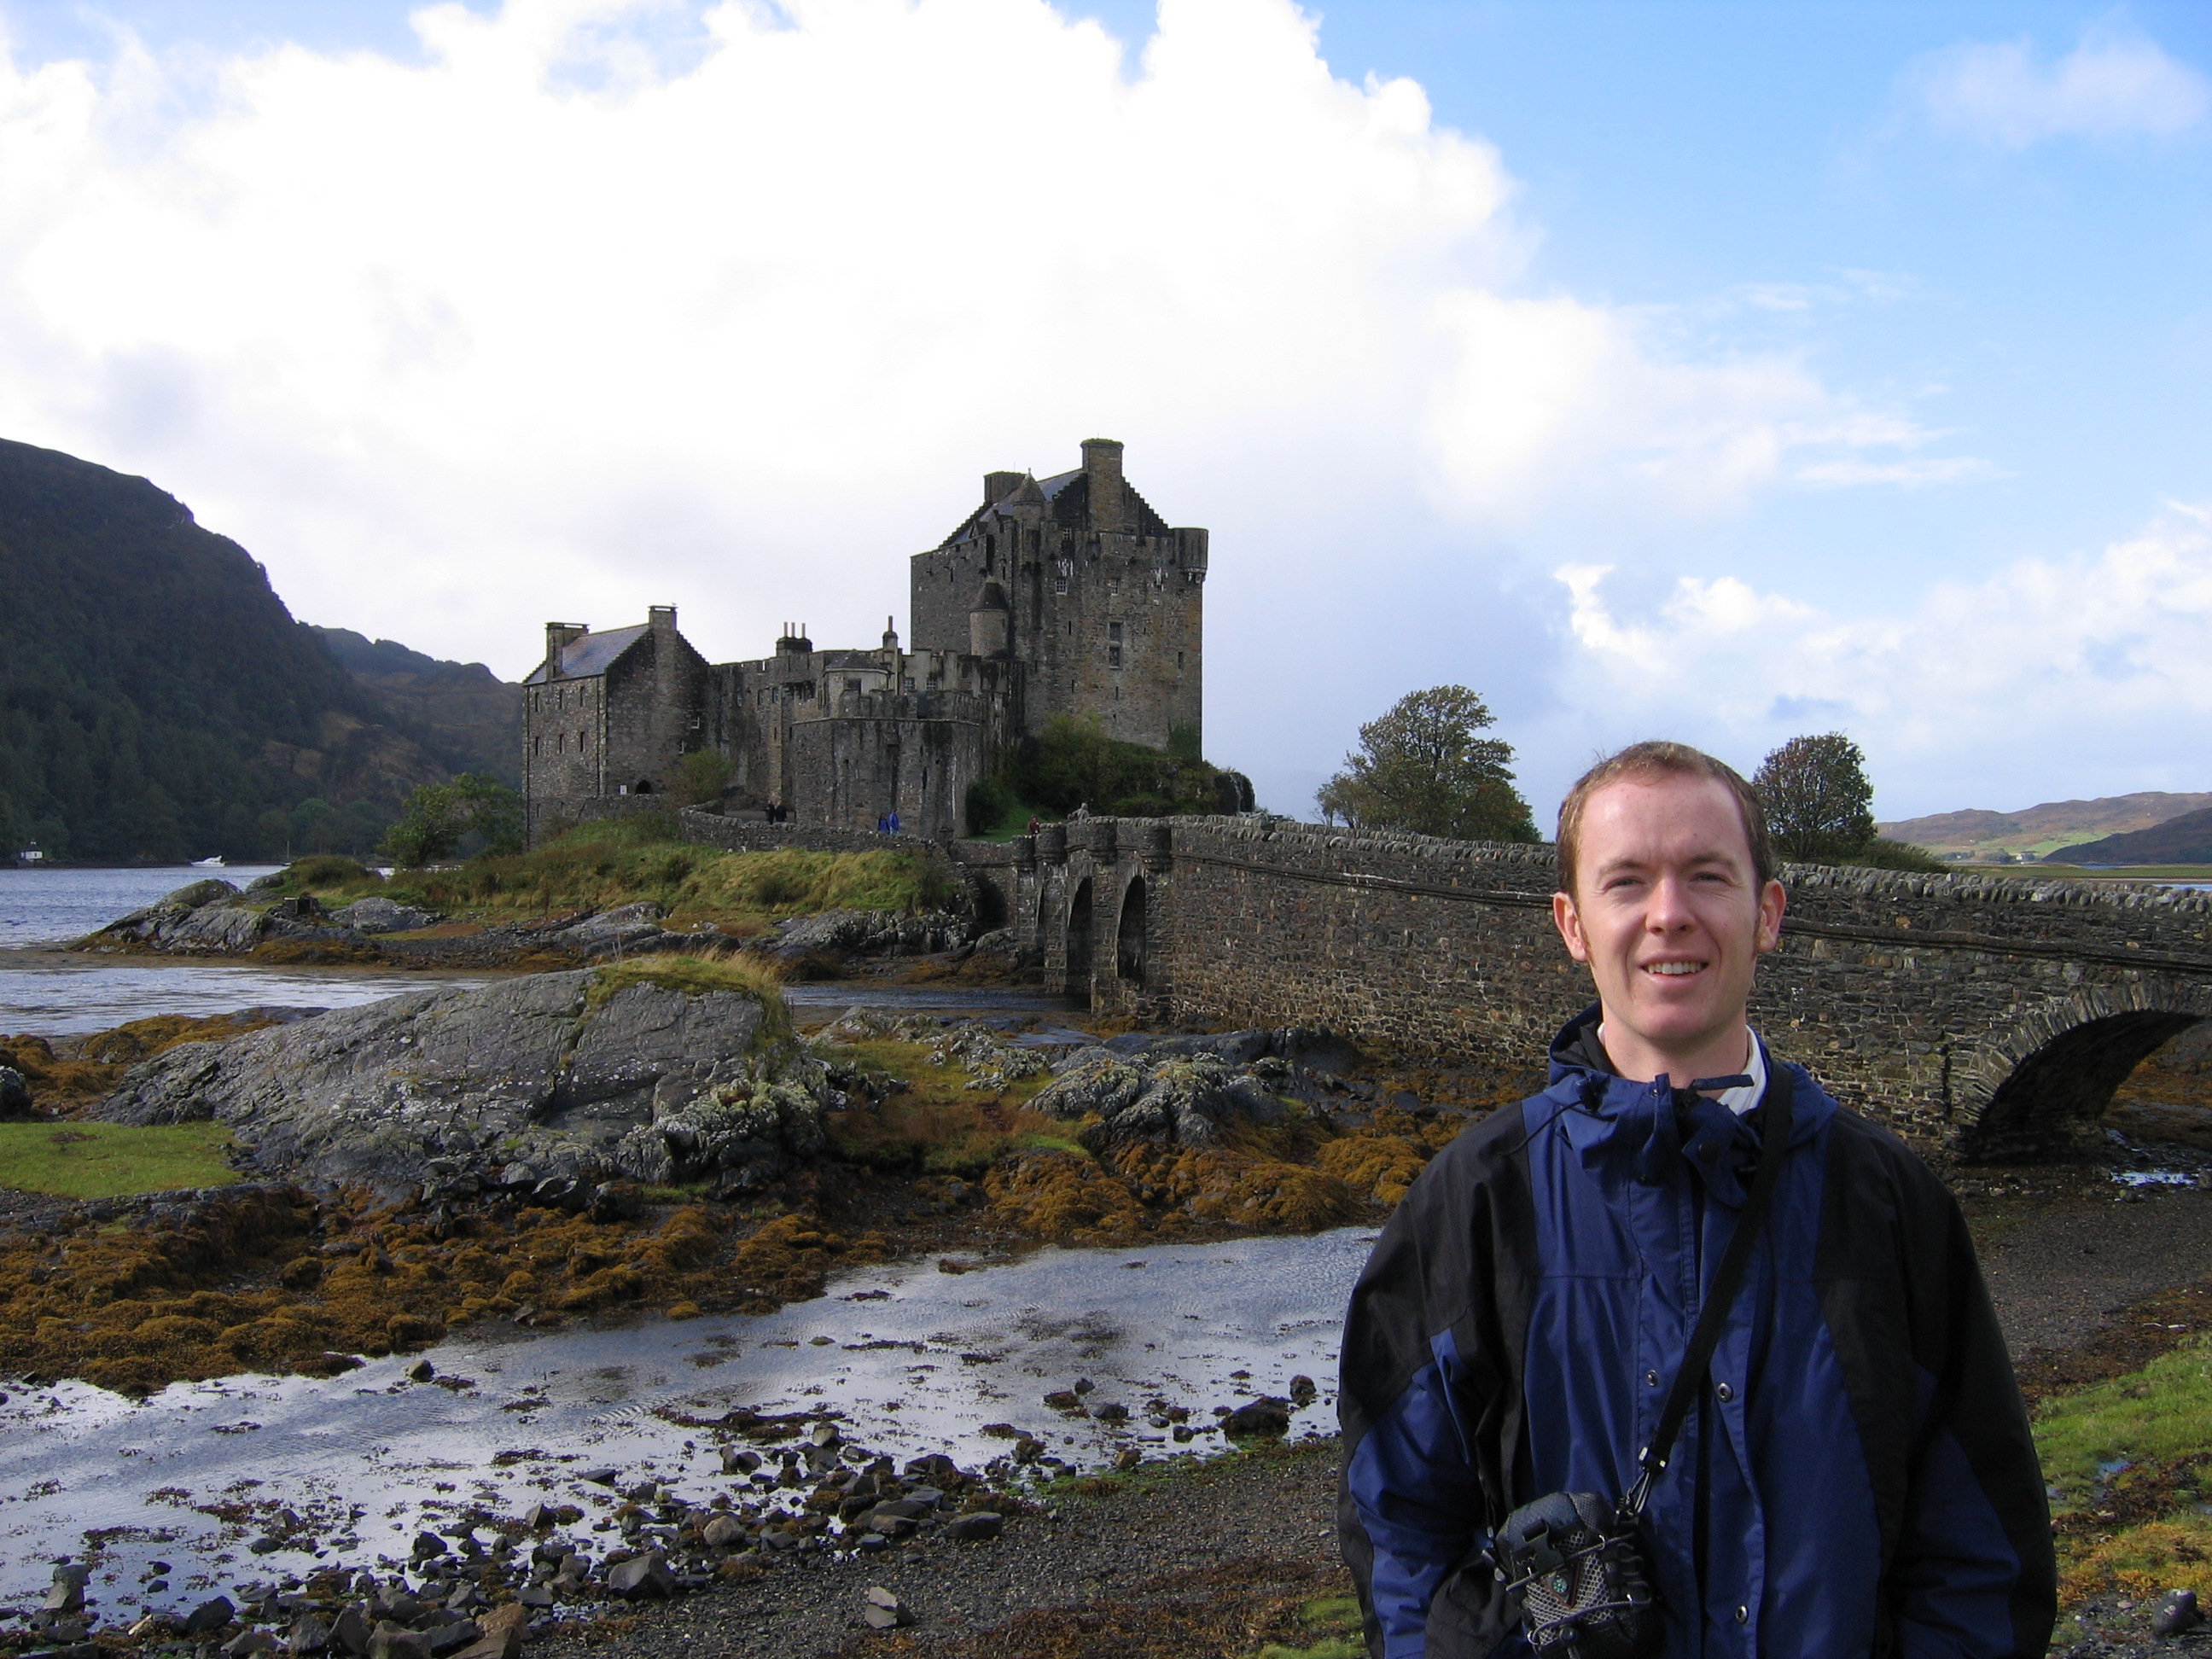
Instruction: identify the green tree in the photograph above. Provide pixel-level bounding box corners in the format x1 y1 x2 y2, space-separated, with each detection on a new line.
378 774 524 867
674 749 734 807
1753 733 1877 863
1316 685 1537 842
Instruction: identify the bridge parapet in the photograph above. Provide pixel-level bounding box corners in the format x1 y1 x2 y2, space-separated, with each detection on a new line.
987 815 2212 1162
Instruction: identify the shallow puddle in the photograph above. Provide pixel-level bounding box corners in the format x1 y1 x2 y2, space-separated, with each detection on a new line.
0 1226 1372 1609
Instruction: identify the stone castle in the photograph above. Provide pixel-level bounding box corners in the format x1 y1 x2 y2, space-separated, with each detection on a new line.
521 439 1208 843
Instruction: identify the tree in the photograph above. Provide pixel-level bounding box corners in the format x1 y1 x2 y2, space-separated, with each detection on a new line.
1316 685 1538 842
675 749 733 808
1753 733 1876 863
378 774 524 867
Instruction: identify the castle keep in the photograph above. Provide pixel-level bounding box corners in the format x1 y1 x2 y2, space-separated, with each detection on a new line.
522 439 1207 843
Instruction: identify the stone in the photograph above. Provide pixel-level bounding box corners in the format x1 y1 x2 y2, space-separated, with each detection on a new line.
1112 1447 1143 1471
720 1447 761 1476
368 1622 433 1659
89 970 827 1200
448 1623 522 1659
862 1586 912 1629
942 1512 1003 1542
0 1065 32 1121
810 1421 841 1448
1221 1398 1293 1439
329 1603 370 1656
701 1514 747 1549
513 1587 554 1610
2152 1589 2203 1636
577 1467 619 1486
521 1503 555 1530
1030 1048 1288 1150
223 1632 278 1656
423 1620 481 1656
406 1359 436 1382
411 1534 448 1563
604 1552 676 1599
1288 1374 1318 1405
1091 1401 1127 1422
1043 1391 1083 1412
329 898 442 935
40 1566 87 1614
288 1612 333 1654
183 1596 237 1636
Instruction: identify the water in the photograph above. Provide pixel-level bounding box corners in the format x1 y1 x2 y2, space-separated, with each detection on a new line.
0 865 288 950
0 1228 1371 1606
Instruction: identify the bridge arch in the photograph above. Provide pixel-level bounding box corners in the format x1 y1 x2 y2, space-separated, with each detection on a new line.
1957 980 2212 1161
1115 876 1149 987
1064 877 1095 1004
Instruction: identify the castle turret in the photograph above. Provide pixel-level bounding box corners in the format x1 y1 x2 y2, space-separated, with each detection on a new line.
969 579 1010 658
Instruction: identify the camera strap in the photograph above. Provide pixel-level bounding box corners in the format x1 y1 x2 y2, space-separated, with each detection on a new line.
1618 1064 1795 1522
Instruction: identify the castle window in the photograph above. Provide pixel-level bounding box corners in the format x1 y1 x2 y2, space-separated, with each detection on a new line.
580 729 589 749
1178 650 1185 670
1109 621 1123 643
1109 646 1122 668
557 731 566 754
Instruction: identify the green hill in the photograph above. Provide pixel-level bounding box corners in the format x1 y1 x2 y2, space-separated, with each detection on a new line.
0 437 495 863
1879 792 2212 861
2047 808 2212 866
311 627 520 787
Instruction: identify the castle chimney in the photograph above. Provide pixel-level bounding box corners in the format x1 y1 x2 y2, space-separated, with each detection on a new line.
882 616 900 652
1081 438 1127 533
649 604 677 632
544 621 588 674
984 471 1025 508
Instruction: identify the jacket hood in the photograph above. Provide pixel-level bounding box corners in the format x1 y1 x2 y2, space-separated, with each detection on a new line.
1537 1003 1834 1207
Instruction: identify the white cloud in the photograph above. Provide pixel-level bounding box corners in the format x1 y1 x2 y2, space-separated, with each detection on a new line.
1551 507 2212 815
1912 27 2209 146
0 0 1972 691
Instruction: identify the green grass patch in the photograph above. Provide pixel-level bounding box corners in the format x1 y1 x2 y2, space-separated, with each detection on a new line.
1256 1595 1364 1659
282 826 957 931
2034 1332 2212 1607
0 1122 237 1198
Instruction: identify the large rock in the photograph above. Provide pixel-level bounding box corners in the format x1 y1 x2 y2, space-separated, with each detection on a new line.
329 897 442 934
80 882 369 956
0 1065 33 1121
760 908 969 962
1030 1048 1289 1150
93 969 835 1197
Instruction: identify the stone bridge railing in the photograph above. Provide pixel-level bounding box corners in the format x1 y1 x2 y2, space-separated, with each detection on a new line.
949 817 2212 1162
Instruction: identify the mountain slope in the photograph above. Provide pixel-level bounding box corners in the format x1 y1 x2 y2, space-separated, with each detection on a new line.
0 438 449 862
311 627 521 787
2046 808 2212 865
1879 792 2212 860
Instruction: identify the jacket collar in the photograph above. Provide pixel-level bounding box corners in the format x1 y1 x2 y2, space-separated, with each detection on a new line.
1538 1004 1831 1206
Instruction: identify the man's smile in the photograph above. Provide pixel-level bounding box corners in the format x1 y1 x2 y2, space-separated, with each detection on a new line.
1642 959 1707 977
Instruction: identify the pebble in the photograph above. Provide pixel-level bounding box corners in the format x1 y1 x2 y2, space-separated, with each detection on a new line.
862 1586 912 1629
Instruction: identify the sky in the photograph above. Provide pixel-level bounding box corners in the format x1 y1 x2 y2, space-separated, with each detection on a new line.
0 0 2205 826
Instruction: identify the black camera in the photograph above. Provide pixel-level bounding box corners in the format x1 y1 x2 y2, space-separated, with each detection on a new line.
1488 1490 1661 1659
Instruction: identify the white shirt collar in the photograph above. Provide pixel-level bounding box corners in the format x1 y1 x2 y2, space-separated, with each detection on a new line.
1595 1026 1767 1115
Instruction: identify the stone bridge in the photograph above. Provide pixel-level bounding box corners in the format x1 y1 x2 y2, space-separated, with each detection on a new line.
948 817 2212 1163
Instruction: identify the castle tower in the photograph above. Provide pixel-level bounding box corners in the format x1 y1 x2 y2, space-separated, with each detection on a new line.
907 439 1205 750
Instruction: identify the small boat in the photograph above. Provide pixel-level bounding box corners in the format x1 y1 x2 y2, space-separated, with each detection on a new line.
189 855 226 869
14 844 44 866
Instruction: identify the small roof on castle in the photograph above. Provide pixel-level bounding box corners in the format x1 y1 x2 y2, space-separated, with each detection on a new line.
524 624 648 684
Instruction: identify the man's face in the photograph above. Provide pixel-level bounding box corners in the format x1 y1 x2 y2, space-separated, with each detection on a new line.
1551 772 1786 1071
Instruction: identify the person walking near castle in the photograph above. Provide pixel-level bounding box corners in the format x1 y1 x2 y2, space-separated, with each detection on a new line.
1336 741 2053 1658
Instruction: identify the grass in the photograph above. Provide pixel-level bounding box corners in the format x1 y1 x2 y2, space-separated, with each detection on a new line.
276 820 957 930
2010 863 2212 883
1255 1596 1364 1659
2034 1331 2212 1609
585 952 790 1039
820 1038 1077 1173
0 1122 237 1198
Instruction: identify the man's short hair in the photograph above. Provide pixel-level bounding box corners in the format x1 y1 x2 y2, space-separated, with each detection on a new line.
1555 740 1775 898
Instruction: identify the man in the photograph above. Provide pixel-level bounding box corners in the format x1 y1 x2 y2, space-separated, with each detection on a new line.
1336 741 2053 1657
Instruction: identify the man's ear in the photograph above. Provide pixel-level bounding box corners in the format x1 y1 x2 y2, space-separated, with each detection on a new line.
1755 877 1786 954
1552 891 1591 963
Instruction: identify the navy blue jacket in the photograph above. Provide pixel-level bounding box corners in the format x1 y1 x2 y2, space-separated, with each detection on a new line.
1336 1009 2053 1658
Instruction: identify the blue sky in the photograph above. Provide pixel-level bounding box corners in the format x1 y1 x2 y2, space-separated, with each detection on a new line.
0 0 2205 824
